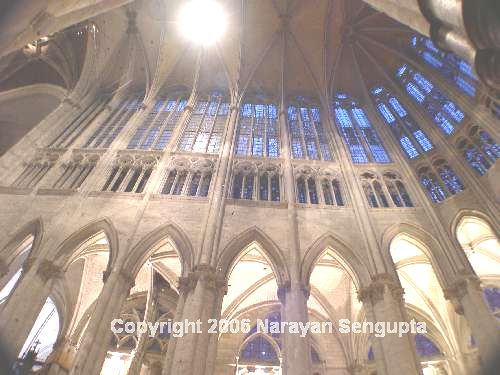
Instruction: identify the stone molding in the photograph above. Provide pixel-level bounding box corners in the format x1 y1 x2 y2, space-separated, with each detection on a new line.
177 265 227 295
37 259 63 282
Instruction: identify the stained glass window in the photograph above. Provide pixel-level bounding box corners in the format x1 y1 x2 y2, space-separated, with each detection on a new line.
178 92 229 154
459 127 499 176
128 95 187 150
396 64 465 136
411 35 477 97
420 172 448 203
236 102 280 157
240 336 279 363
85 94 143 148
49 98 109 149
415 334 441 357
371 86 434 159
287 102 332 161
333 93 390 163
483 288 500 314
320 178 344 206
297 177 307 204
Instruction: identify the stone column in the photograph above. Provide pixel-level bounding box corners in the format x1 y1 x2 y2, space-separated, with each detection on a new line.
163 266 226 375
69 268 135 375
149 361 162 375
0 258 61 366
204 281 227 375
358 274 422 375
278 284 312 375
444 274 500 373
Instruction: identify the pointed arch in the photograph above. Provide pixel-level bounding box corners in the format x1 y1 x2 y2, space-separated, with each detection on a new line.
301 232 371 290
381 222 453 288
452 209 500 243
53 218 118 274
123 222 194 278
1 217 43 264
217 226 290 288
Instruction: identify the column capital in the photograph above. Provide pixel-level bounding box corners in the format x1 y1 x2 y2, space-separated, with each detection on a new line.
37 259 63 282
277 282 310 303
443 273 481 315
178 265 227 295
0 257 9 277
358 273 404 305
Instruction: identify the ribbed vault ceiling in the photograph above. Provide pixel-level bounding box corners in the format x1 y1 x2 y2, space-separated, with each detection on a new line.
81 0 420 105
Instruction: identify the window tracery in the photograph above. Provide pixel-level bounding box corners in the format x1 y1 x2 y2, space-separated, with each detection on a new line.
382 172 414 207
11 150 62 189
230 161 281 202
48 98 109 149
51 152 100 190
333 93 390 164
128 94 188 151
102 154 158 194
178 91 230 154
236 100 280 158
457 126 499 176
287 98 332 161
396 64 465 136
160 158 214 197
360 172 390 208
410 35 478 97
417 160 464 203
84 94 143 149
295 166 345 206
371 86 433 159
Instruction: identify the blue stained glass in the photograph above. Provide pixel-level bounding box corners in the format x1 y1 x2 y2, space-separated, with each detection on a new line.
439 166 464 194
241 336 279 362
397 65 408 77
454 76 476 97
288 106 298 120
165 100 176 111
255 104 265 118
389 97 407 117
352 108 390 163
372 87 383 95
424 39 439 54
415 334 441 357
421 175 447 203
433 113 454 135
377 103 396 124
413 73 434 93
242 103 252 117
267 104 278 119
422 51 444 69
458 60 476 80
368 347 375 361
465 147 489 176
400 136 419 159
335 107 368 163
483 288 500 312
413 130 433 151
443 101 464 123
406 82 425 103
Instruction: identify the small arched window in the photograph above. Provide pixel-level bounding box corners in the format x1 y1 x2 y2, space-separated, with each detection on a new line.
383 172 414 207
320 178 345 206
102 156 156 194
287 99 332 161
236 102 280 157
333 93 390 164
371 86 433 159
457 126 500 176
418 161 464 203
396 64 464 136
297 177 307 204
240 335 279 363
258 170 281 202
410 35 477 97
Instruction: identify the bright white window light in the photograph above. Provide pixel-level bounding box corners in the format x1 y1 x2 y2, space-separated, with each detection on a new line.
178 0 227 46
